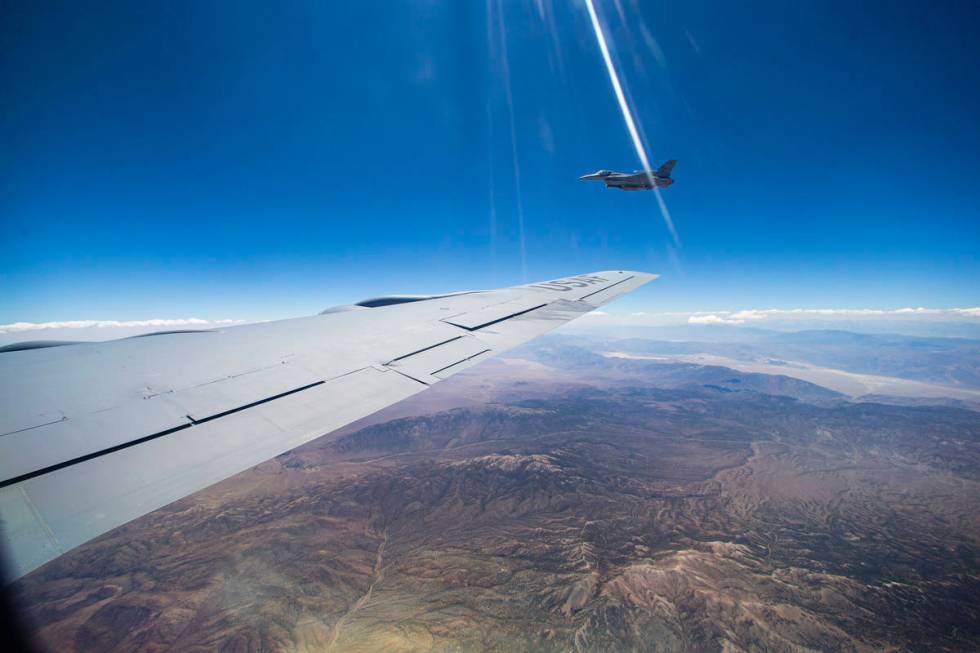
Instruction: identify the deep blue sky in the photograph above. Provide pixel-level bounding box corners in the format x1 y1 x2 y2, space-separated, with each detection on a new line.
2 0 978 323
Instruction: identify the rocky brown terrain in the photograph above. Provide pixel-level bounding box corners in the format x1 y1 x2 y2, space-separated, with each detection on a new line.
10 340 980 652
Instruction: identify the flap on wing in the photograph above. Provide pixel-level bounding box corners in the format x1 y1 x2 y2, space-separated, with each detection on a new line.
0 363 335 485
1 366 427 577
384 335 490 383
0 399 190 485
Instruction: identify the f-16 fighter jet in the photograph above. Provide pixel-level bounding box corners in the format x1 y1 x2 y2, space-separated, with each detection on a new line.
580 159 676 191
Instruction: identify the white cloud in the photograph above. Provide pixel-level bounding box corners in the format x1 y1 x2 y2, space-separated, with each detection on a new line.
0 318 244 334
683 307 980 322
729 310 768 321
567 306 980 331
954 308 980 317
688 314 744 325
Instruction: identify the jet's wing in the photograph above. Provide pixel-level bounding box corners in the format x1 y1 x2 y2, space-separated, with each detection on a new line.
0 270 655 578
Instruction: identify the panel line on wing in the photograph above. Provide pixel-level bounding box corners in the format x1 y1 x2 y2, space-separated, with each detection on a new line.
443 303 548 331
385 336 463 364
1 416 68 438
579 275 635 300
384 367 431 386
0 376 354 487
431 348 491 376
186 380 326 425
17 484 63 554
0 422 194 489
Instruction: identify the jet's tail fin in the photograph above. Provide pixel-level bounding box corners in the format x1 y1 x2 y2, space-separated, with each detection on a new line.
656 159 677 177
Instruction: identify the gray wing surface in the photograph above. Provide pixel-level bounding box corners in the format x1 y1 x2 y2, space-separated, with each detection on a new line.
0 270 655 578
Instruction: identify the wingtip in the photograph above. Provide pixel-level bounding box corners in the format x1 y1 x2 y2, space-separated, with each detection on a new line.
632 270 659 281
601 270 659 282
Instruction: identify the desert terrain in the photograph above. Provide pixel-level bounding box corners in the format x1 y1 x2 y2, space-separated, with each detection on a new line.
10 336 980 652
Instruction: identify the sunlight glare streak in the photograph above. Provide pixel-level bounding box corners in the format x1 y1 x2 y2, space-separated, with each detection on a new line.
583 0 680 245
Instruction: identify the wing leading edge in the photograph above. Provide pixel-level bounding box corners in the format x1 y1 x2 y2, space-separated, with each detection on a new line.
0 270 655 578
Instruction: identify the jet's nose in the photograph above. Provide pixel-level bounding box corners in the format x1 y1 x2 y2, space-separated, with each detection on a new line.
580 172 601 180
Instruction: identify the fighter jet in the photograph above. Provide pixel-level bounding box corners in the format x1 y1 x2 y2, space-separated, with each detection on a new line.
580 159 676 191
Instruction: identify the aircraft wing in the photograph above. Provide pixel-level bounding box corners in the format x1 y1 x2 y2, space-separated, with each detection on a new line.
0 270 655 578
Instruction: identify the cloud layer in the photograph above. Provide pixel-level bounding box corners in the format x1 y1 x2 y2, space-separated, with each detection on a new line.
0 318 243 334
3 306 978 338
685 307 980 325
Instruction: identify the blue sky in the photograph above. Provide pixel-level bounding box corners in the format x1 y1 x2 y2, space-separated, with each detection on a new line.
2 0 978 325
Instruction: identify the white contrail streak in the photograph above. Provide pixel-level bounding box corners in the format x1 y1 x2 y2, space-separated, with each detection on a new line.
485 0 499 282
494 0 529 281
583 0 680 245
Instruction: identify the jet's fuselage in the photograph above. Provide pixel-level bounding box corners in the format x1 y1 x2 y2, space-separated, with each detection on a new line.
579 161 677 191
609 172 673 190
